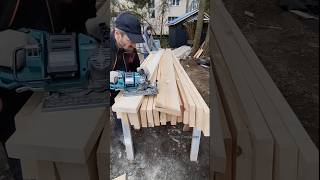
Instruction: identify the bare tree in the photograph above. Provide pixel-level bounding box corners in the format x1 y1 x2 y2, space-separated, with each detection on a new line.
158 0 169 43
191 0 206 55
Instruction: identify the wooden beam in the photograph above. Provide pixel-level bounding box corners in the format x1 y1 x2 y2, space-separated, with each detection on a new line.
213 8 274 180
211 31 253 180
211 68 227 173
140 97 148 128
146 96 155 127
155 49 181 116
172 54 210 136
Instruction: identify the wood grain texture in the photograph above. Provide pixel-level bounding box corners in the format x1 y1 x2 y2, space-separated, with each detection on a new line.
211 31 253 180
215 1 319 180
155 49 181 116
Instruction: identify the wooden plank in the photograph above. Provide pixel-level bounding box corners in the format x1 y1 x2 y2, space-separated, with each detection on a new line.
174 60 197 127
214 8 274 180
160 113 167 125
97 111 110 180
152 97 160 126
128 113 140 129
219 101 233 180
169 115 177 125
176 88 184 123
140 97 148 128
56 141 99 180
219 11 298 179
146 96 155 127
36 161 59 180
212 67 233 180
211 32 253 180
113 174 127 180
20 159 38 180
172 54 210 136
195 49 204 59
215 1 319 180
211 70 227 173
6 101 106 164
175 68 194 126
155 49 181 116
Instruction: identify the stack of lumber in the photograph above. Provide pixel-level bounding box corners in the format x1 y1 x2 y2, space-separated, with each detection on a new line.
211 0 319 180
193 42 205 59
112 49 210 136
172 45 191 59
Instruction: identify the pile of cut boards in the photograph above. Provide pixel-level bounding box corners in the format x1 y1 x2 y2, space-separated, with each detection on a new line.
112 49 210 136
211 0 319 180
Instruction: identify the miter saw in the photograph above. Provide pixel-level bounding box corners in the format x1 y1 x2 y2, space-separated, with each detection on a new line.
110 68 158 96
0 25 110 111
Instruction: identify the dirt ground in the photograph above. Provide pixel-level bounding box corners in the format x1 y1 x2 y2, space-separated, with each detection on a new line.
110 59 210 180
222 0 319 147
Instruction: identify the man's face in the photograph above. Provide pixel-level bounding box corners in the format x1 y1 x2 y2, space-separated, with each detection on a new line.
115 29 136 52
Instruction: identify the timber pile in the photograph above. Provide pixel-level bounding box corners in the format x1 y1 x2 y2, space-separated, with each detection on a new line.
112 49 210 136
211 0 319 180
172 45 191 59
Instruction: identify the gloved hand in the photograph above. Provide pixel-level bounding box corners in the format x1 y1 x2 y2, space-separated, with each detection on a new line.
137 67 150 79
110 71 119 84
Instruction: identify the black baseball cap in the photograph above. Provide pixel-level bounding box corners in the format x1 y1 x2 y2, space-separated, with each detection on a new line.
115 12 144 43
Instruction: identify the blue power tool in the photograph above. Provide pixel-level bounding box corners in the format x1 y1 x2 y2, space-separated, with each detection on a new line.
110 68 158 96
0 27 110 111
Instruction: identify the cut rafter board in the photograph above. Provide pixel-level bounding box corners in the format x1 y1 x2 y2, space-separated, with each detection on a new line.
211 68 227 174
215 2 299 178
155 49 181 116
211 31 253 180
172 54 210 136
217 2 319 180
6 95 107 164
113 174 126 180
213 7 275 180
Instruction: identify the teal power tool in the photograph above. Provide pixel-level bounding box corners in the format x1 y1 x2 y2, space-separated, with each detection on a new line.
0 27 110 111
110 68 158 96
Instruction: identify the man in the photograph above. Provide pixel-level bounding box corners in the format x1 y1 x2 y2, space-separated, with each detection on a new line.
110 12 144 138
142 25 158 58
110 12 145 104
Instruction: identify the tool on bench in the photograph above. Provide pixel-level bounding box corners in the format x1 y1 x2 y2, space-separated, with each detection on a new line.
0 24 110 111
110 67 158 96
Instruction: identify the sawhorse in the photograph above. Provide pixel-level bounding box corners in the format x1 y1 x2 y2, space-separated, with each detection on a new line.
121 118 202 161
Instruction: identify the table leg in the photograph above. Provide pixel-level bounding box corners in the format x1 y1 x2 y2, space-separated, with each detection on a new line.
190 128 201 161
121 117 134 160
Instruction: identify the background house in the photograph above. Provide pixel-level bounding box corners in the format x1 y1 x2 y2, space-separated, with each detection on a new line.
167 10 209 48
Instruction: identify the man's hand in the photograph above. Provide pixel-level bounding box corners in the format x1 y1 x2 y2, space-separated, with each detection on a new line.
110 71 119 84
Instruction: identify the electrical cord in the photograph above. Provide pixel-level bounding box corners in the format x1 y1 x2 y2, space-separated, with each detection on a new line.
8 0 21 27
44 0 55 33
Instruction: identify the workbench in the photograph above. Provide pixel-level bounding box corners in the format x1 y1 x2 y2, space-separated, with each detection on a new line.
5 93 107 180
